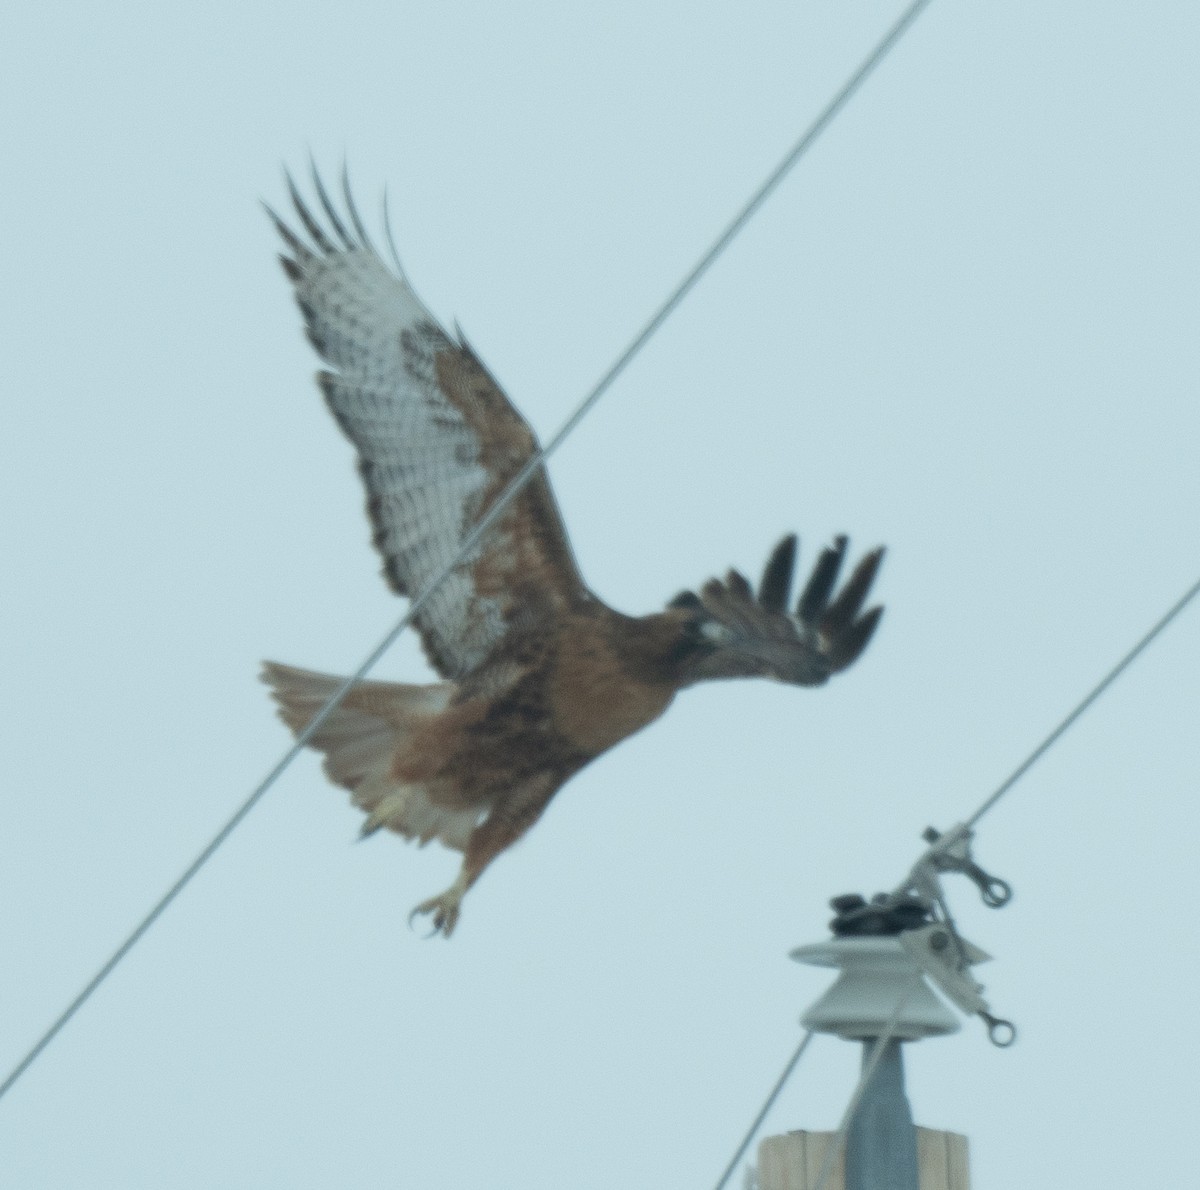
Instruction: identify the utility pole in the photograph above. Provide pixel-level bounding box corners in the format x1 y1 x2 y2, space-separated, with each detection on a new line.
769 912 968 1190
749 824 1013 1190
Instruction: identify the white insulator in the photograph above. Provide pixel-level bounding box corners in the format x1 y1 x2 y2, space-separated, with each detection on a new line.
791 936 960 1041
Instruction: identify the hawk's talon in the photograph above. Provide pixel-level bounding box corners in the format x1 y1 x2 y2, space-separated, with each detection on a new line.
408 885 465 938
406 905 442 939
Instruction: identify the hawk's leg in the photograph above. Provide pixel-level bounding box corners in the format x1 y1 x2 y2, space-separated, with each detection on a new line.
409 789 549 938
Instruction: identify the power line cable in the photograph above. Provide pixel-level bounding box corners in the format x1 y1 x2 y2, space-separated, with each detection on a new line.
711 1029 818 1190
0 0 936 1107
965 571 1200 828
710 986 915 1190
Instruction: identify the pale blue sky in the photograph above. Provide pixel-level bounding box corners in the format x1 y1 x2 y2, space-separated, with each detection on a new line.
2 3 1198 1187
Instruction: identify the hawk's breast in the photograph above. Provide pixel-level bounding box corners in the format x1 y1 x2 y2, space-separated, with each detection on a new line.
547 613 678 757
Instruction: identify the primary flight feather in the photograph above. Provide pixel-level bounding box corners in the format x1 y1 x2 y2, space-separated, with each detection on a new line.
263 168 884 936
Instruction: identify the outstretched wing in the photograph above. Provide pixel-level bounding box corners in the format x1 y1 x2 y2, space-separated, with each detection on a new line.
270 169 587 678
669 535 884 686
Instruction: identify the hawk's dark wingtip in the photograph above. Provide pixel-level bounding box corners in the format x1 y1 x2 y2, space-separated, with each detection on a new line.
309 158 355 250
340 162 377 253
284 170 336 253
827 604 884 673
668 590 704 610
797 536 847 623
758 534 798 612
263 200 304 255
821 546 885 635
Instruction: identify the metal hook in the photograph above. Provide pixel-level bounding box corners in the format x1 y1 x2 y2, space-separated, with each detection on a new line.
964 861 1013 908
919 825 1013 908
980 1011 1016 1047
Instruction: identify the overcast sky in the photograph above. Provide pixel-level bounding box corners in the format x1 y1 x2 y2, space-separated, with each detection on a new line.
2 3 1198 1187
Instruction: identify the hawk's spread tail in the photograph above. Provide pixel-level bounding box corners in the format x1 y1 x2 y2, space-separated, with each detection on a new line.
261 662 478 848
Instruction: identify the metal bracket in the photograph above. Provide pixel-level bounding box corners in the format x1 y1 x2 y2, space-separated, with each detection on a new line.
901 822 1012 908
920 824 1013 907
897 924 987 1014
893 823 1017 1046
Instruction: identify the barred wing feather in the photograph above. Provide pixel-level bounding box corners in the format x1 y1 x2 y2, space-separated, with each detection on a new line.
271 173 586 678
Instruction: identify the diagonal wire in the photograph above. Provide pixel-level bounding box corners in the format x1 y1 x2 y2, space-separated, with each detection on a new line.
709 981 917 1190
0 0 937 1106
965 571 1200 828
711 1029 818 1190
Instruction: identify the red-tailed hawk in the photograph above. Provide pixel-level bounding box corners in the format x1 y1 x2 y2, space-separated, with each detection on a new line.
263 170 884 936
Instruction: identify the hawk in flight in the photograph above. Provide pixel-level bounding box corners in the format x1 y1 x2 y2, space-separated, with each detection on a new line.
263 169 884 936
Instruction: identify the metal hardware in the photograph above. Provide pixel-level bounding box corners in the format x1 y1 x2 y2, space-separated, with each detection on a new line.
887 823 1016 1046
979 1010 1017 1047
920 825 1013 906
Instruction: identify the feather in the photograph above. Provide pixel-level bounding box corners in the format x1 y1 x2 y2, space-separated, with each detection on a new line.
798 536 847 623
758 534 797 612
827 604 884 673
821 547 885 635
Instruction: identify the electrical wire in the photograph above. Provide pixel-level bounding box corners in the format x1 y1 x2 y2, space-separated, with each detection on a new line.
711 1030 818 1190
965 571 1200 828
0 0 937 1108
